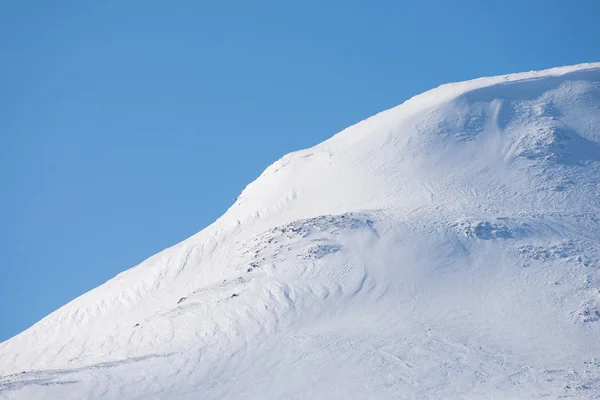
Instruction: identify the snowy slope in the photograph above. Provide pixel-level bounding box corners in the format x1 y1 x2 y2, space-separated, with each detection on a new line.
2 63 600 399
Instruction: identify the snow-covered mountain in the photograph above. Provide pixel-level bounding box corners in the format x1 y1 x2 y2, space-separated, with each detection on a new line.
2 63 600 399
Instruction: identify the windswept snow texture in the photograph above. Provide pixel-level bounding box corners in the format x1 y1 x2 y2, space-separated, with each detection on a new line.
2 63 600 400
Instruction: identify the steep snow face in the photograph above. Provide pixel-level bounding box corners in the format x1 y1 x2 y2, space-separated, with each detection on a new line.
2 63 600 399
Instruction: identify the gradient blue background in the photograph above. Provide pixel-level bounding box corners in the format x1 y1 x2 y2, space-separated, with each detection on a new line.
1 0 598 342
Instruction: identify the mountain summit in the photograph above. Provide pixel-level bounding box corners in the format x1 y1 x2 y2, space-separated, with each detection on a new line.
2 63 600 399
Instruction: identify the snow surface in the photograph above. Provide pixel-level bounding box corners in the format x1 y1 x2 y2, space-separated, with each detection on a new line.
2 63 600 399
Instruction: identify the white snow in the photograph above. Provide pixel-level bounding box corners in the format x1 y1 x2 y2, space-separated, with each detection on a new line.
2 63 600 399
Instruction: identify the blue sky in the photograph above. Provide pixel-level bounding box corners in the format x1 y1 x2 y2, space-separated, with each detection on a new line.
1 0 598 342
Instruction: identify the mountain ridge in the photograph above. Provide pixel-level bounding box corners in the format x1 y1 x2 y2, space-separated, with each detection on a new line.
2 63 600 399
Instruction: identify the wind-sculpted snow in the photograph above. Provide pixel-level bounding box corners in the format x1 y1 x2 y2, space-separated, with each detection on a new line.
2 63 600 399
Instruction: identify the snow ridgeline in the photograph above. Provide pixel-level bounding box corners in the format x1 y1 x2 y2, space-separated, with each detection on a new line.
1 63 600 399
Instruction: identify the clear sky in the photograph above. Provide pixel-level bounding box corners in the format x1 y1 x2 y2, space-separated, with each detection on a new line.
1 0 598 342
